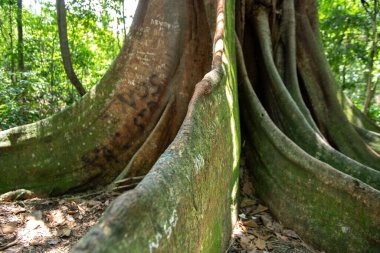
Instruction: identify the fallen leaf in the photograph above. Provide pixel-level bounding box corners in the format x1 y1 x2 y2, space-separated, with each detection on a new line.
1 223 17 234
243 181 255 196
260 214 272 228
247 235 256 240
250 230 262 238
272 221 283 233
275 232 288 241
243 220 258 228
255 238 266 250
87 200 101 207
240 236 255 249
48 210 66 225
61 228 71 237
259 234 272 241
252 204 268 215
241 198 256 208
240 224 248 233
29 239 43 246
283 229 299 239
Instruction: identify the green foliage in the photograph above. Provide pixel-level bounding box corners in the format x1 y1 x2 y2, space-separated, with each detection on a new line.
319 0 380 124
0 0 133 130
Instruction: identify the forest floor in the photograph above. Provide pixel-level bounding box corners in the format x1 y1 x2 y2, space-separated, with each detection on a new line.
227 157 323 253
0 191 117 252
1 158 321 253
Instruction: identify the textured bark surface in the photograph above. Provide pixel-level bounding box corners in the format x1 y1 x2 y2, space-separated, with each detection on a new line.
238 0 380 252
71 0 240 251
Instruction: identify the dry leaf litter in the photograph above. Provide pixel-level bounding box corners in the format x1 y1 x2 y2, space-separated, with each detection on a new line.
0 191 116 253
227 157 324 253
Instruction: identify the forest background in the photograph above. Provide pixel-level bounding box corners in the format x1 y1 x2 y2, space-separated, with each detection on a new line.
0 0 378 130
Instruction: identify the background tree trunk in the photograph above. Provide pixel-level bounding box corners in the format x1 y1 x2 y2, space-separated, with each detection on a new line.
16 0 24 73
363 0 378 116
56 0 86 96
8 0 16 84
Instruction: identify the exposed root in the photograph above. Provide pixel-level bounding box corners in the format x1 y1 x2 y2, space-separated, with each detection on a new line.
296 13 380 170
236 33 380 252
0 189 37 202
247 10 380 189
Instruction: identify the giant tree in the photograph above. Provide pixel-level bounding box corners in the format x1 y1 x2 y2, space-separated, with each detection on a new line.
0 0 379 252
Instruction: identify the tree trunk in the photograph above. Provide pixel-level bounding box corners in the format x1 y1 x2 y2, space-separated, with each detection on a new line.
239 0 380 251
0 0 379 252
1 0 213 196
122 0 127 40
363 0 378 116
56 0 86 96
16 0 24 73
8 0 16 84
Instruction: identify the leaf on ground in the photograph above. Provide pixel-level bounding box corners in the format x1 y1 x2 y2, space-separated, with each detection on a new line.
240 236 255 249
241 198 256 207
259 213 273 228
283 229 299 239
275 232 289 241
60 228 71 237
255 238 266 250
244 207 255 216
272 221 283 233
259 234 272 241
252 204 268 215
0 223 17 234
243 181 255 196
47 210 66 225
243 219 258 228
247 235 256 240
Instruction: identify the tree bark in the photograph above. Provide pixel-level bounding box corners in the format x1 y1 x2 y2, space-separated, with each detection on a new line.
122 0 127 40
363 0 378 116
56 0 86 96
8 0 16 84
239 0 380 251
16 0 24 73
